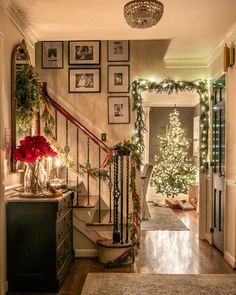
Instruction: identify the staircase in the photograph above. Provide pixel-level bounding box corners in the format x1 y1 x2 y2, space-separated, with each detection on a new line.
40 83 132 260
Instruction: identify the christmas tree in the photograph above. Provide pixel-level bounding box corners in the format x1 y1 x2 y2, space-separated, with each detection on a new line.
151 109 196 197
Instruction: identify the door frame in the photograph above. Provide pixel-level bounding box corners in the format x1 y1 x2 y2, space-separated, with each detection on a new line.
0 31 6 295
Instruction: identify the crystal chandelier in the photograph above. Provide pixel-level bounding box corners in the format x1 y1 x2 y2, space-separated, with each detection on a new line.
124 0 164 29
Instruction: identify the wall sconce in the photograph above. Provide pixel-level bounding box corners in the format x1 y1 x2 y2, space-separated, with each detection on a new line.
224 43 235 72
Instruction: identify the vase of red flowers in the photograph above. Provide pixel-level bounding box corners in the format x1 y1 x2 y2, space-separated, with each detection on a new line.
13 135 57 195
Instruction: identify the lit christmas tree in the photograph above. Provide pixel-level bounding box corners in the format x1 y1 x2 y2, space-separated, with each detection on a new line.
151 109 196 197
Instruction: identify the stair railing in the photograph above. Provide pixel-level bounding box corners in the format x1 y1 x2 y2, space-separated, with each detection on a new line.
40 82 131 243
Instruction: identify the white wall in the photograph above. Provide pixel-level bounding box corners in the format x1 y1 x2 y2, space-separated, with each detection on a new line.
0 5 35 294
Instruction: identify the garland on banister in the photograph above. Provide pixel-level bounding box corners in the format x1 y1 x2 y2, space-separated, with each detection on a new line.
130 79 210 172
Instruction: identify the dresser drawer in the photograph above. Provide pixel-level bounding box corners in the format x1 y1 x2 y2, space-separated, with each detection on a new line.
56 232 73 273
57 194 73 220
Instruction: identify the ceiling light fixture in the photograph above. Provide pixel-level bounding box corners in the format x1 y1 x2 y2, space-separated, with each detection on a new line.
124 0 164 29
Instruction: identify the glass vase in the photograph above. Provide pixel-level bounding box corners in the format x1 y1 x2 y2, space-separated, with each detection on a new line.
24 160 48 195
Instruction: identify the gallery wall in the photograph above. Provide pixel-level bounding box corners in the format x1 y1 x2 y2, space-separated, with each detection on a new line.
35 40 208 148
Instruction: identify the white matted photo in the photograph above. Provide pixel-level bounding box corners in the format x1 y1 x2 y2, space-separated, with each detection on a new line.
69 68 101 93
108 65 130 93
107 40 130 62
68 41 100 65
108 96 130 124
42 41 63 69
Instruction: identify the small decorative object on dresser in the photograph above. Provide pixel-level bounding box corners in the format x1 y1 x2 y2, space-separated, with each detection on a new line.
7 192 74 292
68 40 100 65
107 40 130 62
69 68 101 93
13 135 57 195
42 41 64 69
108 65 130 93
108 96 130 124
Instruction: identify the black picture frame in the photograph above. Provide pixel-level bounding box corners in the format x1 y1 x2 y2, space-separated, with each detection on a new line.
68 40 101 65
107 40 130 62
68 68 101 93
42 41 64 69
107 65 130 93
108 96 130 124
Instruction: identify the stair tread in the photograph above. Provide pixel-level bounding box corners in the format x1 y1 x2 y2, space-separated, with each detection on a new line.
87 209 113 225
74 195 98 207
97 239 132 248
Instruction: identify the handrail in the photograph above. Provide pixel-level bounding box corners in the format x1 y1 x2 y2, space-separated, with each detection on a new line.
40 82 110 153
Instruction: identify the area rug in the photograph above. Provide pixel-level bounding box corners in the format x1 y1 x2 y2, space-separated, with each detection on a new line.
81 273 236 295
141 204 189 231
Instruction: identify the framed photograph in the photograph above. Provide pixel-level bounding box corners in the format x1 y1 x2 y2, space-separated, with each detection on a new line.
107 40 130 62
69 68 101 93
68 41 100 65
108 65 130 93
42 41 63 69
108 96 130 124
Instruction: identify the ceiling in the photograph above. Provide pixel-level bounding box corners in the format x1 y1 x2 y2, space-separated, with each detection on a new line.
3 0 236 64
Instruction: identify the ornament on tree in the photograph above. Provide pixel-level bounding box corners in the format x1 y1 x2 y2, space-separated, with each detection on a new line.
151 109 196 197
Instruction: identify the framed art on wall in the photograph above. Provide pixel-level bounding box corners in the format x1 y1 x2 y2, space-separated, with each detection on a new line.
107 40 130 62
68 41 100 65
108 65 130 93
42 41 64 69
69 68 101 93
108 96 130 124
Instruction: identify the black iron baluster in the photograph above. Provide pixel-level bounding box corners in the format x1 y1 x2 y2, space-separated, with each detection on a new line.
64 118 70 186
120 155 124 244
98 147 101 223
86 137 91 206
126 154 130 243
113 151 120 243
76 128 79 206
108 163 112 223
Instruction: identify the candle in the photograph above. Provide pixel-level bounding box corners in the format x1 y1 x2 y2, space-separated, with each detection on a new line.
47 157 52 178
56 158 61 178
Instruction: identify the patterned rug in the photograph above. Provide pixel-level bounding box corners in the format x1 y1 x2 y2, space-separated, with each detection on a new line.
141 204 189 231
81 273 236 295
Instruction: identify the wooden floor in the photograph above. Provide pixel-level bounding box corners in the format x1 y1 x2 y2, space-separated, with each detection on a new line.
10 209 236 295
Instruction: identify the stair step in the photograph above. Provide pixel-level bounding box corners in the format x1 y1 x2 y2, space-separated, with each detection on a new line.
74 195 98 208
87 209 113 226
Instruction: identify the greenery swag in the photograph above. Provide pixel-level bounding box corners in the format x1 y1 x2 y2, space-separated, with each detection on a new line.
130 79 210 172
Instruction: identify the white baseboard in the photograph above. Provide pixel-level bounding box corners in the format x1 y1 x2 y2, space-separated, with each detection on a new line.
75 249 98 258
224 251 236 268
204 232 212 244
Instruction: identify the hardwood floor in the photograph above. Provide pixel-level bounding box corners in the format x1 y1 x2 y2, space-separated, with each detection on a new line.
9 209 236 295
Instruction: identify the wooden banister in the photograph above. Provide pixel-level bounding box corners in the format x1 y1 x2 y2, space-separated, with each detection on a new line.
40 82 110 153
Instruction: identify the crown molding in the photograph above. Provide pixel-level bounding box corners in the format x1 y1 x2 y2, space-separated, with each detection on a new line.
206 22 236 67
164 57 208 69
0 0 37 48
164 22 236 69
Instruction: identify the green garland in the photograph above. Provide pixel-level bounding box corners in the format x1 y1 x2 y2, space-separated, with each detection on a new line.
130 79 210 172
105 140 141 268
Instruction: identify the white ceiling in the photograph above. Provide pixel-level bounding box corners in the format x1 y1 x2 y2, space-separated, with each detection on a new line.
3 0 236 62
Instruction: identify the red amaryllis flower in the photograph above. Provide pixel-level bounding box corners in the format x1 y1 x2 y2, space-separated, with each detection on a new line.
13 135 57 163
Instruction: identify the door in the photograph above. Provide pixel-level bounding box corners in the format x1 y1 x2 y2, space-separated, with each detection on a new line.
212 76 225 252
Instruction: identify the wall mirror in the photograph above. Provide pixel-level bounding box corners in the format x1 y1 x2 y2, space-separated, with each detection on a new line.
11 39 31 172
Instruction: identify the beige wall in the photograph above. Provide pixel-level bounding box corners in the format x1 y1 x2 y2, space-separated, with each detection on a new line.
0 6 35 294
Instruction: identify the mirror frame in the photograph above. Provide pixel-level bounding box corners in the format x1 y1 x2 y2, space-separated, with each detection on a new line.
11 39 31 172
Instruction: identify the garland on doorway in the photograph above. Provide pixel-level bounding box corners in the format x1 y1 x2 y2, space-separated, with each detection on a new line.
130 79 210 172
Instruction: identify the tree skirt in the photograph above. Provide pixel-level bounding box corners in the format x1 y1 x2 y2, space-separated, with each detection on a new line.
141 204 189 231
81 273 236 295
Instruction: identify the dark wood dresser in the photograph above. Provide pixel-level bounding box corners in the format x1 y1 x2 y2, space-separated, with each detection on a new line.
7 191 74 292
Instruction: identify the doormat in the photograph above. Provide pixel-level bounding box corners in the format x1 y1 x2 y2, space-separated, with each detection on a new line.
141 204 189 231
